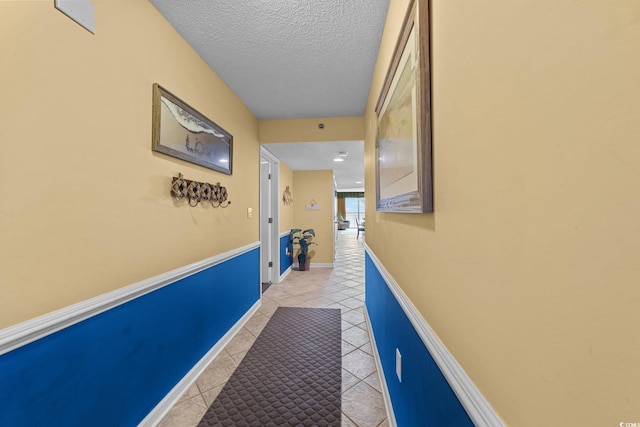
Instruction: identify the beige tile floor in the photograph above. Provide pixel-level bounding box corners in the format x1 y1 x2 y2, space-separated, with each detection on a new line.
159 230 389 427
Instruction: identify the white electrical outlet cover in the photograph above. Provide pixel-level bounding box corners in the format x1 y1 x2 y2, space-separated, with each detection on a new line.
396 348 402 382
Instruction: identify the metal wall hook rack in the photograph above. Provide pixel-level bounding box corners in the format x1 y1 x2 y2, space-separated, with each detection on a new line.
171 172 231 208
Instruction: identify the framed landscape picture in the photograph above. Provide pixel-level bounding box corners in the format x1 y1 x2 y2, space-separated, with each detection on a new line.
375 0 432 213
152 83 233 175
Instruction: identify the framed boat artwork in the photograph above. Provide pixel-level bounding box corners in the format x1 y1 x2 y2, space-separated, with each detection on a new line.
152 84 233 175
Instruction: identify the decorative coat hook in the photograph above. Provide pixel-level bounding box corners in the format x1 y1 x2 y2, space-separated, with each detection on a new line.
283 186 293 205
171 173 231 208
171 173 188 199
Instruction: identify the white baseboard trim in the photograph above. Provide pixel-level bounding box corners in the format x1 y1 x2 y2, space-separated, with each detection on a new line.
0 242 261 356
138 299 261 426
311 263 334 268
293 263 335 269
279 232 293 283
364 244 504 427
364 305 397 427
279 265 292 282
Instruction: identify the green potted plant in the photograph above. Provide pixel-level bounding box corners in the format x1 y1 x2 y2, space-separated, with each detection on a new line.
289 228 317 271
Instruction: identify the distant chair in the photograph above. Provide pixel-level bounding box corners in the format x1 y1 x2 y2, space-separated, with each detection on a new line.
336 214 350 230
355 218 365 238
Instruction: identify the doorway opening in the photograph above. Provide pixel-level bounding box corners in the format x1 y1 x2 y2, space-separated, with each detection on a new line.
336 191 365 230
260 147 280 287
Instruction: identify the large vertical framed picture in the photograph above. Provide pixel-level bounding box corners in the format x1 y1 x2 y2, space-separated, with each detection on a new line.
375 0 432 213
152 84 233 175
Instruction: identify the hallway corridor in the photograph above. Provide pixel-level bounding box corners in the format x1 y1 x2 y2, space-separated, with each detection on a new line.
159 232 389 426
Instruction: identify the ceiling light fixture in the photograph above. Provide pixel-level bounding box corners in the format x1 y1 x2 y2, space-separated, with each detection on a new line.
333 158 344 162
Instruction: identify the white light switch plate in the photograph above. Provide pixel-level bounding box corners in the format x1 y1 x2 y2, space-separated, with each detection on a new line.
396 348 402 382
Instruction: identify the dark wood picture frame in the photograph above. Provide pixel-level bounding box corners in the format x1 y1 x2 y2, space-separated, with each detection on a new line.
375 0 432 213
152 84 233 175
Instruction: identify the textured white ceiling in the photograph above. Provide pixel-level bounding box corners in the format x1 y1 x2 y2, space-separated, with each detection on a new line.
148 1 387 189
148 0 389 120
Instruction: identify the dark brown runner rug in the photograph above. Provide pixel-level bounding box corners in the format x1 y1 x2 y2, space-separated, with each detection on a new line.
198 307 342 427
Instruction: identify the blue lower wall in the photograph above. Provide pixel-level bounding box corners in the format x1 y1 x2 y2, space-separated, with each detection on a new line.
280 234 292 276
365 252 473 427
0 247 260 427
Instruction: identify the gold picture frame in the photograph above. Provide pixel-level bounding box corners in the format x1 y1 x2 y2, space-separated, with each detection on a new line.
375 0 432 213
152 84 233 175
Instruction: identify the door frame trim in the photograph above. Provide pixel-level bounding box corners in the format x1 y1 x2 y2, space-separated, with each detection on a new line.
260 147 280 284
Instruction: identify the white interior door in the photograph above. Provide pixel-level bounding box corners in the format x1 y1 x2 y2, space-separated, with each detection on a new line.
260 148 280 285
260 158 273 284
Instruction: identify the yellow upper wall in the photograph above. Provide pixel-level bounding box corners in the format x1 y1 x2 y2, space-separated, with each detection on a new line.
366 0 640 425
259 116 364 144
0 0 259 328
292 170 335 265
